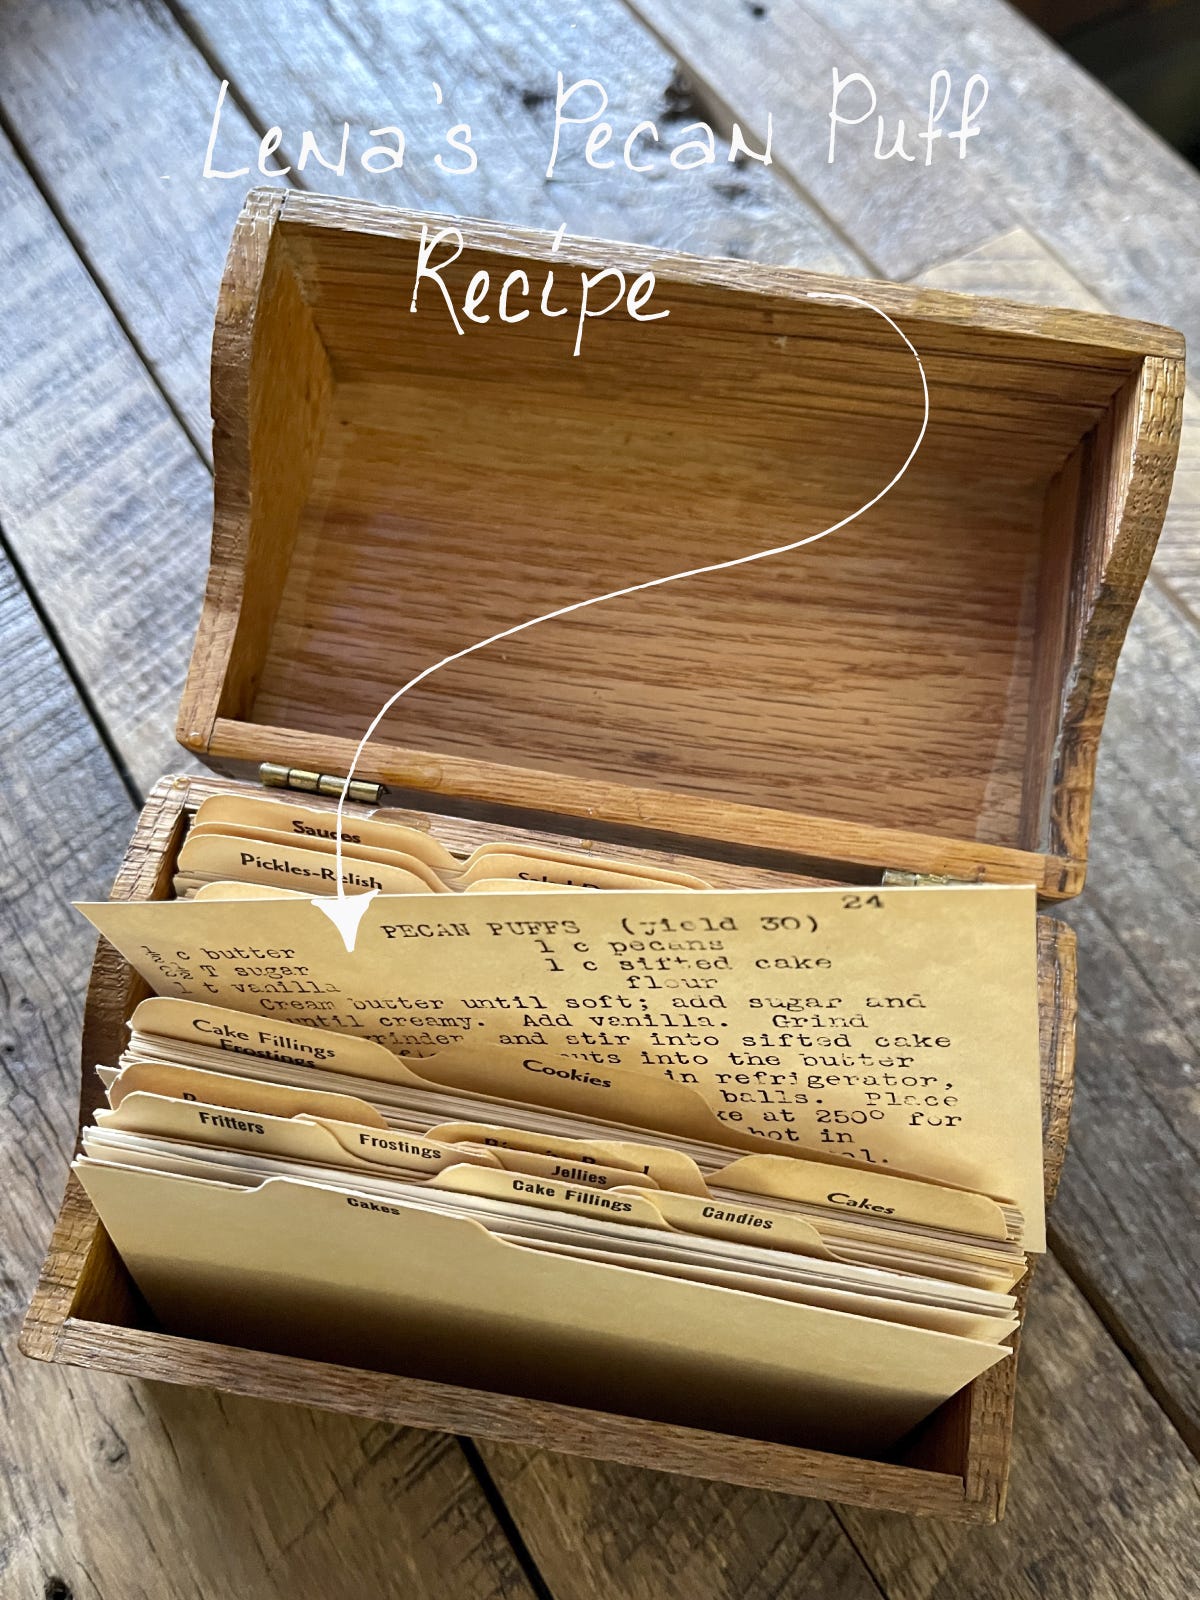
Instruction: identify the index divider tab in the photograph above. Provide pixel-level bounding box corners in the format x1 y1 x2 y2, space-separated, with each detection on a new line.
452 847 710 893
129 998 436 1088
454 854 690 892
306 1116 506 1174
98 1092 501 1177
454 840 714 890
711 1154 1013 1242
423 1121 711 1196
612 1186 834 1258
71 1160 1014 1455
461 880 580 893
485 1148 663 1191
409 1045 828 1160
429 1163 667 1228
191 793 460 872
176 834 437 897
187 820 451 892
194 882 312 901
108 1060 387 1128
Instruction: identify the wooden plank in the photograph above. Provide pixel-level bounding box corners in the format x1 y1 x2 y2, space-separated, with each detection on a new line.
0 125 210 792
0 563 535 1600
474 1448 884 1600
0 2 262 449
628 0 1200 354
622 0 1013 278
915 230 1200 1455
789 0 1200 357
479 1256 1200 1600
914 226 1110 311
179 0 862 267
1055 586 1200 1455
835 1255 1200 1600
1158 394 1200 615
0 0 864 451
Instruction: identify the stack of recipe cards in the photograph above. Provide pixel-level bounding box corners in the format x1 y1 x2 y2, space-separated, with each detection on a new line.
173 792 716 897
76 797 1045 1455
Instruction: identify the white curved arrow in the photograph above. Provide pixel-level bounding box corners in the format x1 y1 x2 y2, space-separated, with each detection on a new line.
314 288 929 951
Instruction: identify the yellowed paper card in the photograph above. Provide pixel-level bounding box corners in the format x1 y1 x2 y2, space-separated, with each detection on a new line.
191 795 459 871
454 844 712 891
80 884 1045 1247
193 882 312 901
424 1121 710 1195
617 1185 832 1258
73 1161 1011 1454
128 996 420 1081
187 821 451 891
710 1154 1012 1239
99 1091 501 1177
176 835 435 896
108 1060 386 1128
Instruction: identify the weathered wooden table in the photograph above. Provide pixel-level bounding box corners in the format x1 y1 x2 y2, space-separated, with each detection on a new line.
1 4 1196 1596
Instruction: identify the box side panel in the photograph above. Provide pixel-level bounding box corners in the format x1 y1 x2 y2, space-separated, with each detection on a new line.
207 720 1071 893
48 1318 977 1517
1042 356 1185 881
20 780 190 1359
176 194 334 751
897 916 1075 1519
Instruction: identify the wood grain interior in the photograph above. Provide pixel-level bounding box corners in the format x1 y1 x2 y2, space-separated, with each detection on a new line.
228 220 1138 851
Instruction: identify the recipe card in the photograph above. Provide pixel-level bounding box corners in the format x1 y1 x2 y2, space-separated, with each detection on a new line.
80 884 1045 1247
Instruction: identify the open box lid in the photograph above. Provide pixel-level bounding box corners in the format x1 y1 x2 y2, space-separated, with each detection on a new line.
178 189 1184 900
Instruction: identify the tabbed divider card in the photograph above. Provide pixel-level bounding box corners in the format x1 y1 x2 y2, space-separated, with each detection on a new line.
71 1160 1012 1455
177 795 717 897
95 1047 1027 1284
80 881 1045 1247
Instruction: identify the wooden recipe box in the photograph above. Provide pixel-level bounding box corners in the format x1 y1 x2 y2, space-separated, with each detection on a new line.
22 190 1184 1522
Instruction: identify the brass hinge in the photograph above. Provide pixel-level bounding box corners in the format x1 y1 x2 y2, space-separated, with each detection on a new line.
259 762 383 806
